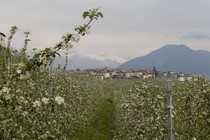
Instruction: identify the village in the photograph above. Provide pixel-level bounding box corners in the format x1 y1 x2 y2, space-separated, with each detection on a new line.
67 67 199 82
0 32 204 82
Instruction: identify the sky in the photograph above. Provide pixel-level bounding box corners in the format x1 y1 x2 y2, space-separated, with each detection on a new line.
1 0 210 60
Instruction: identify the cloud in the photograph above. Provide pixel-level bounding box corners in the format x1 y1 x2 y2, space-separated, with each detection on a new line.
181 32 210 40
2 0 210 58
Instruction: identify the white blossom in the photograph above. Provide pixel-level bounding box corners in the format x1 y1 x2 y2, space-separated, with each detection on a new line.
4 93 11 100
71 34 80 42
2 86 10 94
16 69 22 74
42 97 49 105
55 96 65 105
20 74 26 80
33 100 41 107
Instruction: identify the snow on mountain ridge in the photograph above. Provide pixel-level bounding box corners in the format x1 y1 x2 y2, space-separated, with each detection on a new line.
68 51 127 63
85 54 126 63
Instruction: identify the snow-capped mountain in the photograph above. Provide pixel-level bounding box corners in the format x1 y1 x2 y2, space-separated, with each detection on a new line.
53 51 127 70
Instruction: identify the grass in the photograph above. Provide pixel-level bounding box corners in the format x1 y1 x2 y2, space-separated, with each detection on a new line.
72 98 114 140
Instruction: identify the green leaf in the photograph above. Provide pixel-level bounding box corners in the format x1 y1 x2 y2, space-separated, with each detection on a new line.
97 12 104 18
55 52 60 57
83 11 90 19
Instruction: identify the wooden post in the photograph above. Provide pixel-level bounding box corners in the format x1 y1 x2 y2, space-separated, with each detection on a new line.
166 80 174 140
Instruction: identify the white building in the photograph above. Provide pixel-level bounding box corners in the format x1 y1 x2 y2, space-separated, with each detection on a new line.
186 76 193 82
0 32 6 47
178 76 185 82
103 72 110 79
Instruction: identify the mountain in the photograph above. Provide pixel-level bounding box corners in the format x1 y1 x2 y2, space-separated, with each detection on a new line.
53 51 126 70
118 44 210 78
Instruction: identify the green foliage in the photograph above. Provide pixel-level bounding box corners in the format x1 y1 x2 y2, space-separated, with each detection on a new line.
173 77 210 139
82 8 104 20
114 80 168 139
0 7 103 139
7 25 18 49
0 73 102 139
21 31 31 59
113 78 210 139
